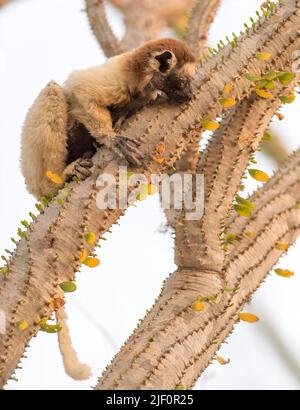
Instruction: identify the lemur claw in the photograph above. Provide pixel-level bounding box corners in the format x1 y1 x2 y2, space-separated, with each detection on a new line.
111 136 143 167
71 158 93 181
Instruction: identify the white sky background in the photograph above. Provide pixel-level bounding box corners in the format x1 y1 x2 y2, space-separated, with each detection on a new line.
0 0 300 390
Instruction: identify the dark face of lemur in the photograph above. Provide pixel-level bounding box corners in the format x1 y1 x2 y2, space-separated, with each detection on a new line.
164 71 193 104
153 50 194 104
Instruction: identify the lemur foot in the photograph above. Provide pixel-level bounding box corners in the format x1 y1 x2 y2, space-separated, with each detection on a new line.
69 158 93 181
111 136 143 167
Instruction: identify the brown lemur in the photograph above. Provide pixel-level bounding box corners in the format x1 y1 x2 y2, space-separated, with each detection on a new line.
21 38 196 198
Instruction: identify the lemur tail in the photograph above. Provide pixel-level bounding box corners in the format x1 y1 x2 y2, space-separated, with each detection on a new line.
56 307 92 381
20 81 68 198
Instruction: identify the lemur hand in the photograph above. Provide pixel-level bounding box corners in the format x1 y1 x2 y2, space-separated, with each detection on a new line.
64 157 94 182
102 136 143 167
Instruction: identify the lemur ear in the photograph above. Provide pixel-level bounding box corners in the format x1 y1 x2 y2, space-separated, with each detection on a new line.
155 51 175 73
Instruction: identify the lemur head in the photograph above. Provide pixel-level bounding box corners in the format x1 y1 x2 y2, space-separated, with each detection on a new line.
130 38 196 103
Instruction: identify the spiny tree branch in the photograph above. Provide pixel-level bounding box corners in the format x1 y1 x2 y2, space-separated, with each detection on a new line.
185 0 221 57
85 0 125 57
108 0 195 48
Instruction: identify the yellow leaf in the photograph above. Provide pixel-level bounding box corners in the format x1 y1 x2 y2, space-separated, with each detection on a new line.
202 120 220 131
223 83 234 95
245 231 256 239
233 204 252 218
256 52 272 61
275 242 289 251
153 156 165 165
16 320 29 331
83 257 100 268
191 300 205 312
136 193 147 201
220 98 236 108
239 313 259 323
255 89 273 99
274 269 294 278
216 356 230 365
79 249 88 263
46 171 63 185
85 232 97 246
280 93 296 104
249 169 269 182
175 384 185 390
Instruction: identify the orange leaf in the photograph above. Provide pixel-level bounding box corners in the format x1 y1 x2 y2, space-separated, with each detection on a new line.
79 249 88 263
249 169 269 182
191 300 205 312
220 98 236 108
223 83 234 95
153 156 165 165
239 313 259 323
155 143 166 155
50 298 65 310
216 356 230 365
202 120 220 131
275 242 289 251
274 269 294 278
46 171 63 185
83 257 100 268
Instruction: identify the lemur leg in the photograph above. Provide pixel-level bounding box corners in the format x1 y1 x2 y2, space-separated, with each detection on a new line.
21 82 69 198
70 102 143 167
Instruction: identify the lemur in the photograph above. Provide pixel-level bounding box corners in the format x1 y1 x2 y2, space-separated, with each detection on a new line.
21 38 196 198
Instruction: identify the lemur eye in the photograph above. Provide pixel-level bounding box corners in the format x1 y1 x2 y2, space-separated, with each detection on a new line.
155 51 173 73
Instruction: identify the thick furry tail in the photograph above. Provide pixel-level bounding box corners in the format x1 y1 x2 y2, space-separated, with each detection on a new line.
56 307 92 381
20 81 68 198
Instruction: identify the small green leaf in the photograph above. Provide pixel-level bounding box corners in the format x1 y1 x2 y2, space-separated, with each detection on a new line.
59 281 77 293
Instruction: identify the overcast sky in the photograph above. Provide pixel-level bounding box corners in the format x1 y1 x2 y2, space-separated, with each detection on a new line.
0 0 300 390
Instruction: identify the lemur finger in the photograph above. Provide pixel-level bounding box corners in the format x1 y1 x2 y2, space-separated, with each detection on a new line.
114 139 143 167
78 159 93 168
116 136 140 148
75 165 93 178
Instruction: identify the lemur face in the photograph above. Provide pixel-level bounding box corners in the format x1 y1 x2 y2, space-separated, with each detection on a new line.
152 50 195 104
